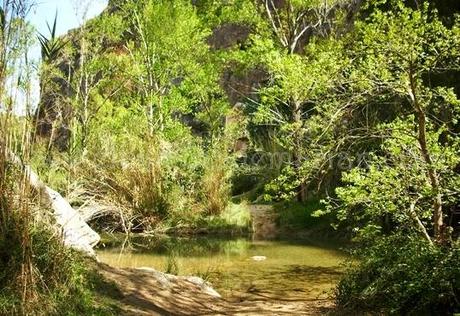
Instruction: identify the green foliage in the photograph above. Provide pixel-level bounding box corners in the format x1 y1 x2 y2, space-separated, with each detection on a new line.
30 142 70 194
257 39 345 116
320 118 460 240
1 2 117 316
318 2 460 312
220 202 251 228
78 101 238 230
201 141 234 215
29 0 460 312
126 0 217 135
29 0 241 233
276 200 331 230
263 165 299 201
194 0 263 28
337 235 460 315
198 202 252 232
253 38 346 201
353 1 460 82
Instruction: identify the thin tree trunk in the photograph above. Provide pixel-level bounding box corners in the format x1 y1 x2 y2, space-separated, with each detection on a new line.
408 67 444 242
409 199 433 245
292 100 307 202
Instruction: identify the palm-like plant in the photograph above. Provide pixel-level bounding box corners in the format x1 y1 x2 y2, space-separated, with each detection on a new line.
37 12 67 62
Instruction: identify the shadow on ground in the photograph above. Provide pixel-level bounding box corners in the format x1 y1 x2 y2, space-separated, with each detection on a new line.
97 263 339 315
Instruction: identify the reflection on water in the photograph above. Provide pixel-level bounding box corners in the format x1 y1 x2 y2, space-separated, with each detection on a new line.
97 236 346 301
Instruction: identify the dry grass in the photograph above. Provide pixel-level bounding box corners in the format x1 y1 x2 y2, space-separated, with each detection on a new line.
201 143 233 216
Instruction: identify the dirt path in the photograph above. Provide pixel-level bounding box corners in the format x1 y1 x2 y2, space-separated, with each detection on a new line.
98 263 334 316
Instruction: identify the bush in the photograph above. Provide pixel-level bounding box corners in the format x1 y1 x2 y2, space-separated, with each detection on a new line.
336 234 460 315
200 202 252 232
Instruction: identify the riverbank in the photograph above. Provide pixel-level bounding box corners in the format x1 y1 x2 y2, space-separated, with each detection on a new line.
97 262 336 315
94 201 344 242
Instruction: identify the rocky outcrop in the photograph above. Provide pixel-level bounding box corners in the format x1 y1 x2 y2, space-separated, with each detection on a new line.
207 23 251 50
35 56 74 151
136 267 221 298
207 22 269 106
221 65 268 105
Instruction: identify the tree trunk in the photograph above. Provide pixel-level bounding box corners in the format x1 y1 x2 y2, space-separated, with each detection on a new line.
409 68 444 243
409 199 433 245
292 100 307 202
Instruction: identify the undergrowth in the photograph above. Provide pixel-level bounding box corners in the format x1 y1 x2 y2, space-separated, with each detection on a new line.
0 221 119 315
336 234 460 315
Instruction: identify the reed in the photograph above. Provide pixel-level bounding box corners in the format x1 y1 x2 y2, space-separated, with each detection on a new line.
0 2 112 314
0 1 37 311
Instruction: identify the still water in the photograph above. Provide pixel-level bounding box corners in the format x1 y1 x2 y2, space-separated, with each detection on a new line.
97 236 347 301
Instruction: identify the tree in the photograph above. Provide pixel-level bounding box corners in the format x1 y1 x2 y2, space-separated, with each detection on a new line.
261 0 352 54
254 38 345 201
126 0 210 136
69 10 127 151
36 13 69 160
246 0 354 202
325 1 460 243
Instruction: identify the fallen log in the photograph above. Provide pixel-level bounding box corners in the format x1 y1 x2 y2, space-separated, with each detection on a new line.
8 150 100 256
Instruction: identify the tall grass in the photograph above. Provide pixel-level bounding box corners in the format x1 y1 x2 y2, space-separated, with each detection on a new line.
201 141 233 216
0 1 37 311
164 249 179 275
0 2 115 314
82 135 175 231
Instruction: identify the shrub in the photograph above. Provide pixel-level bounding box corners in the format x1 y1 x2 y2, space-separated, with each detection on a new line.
336 234 460 315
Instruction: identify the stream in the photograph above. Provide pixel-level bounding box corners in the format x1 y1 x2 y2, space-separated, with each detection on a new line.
97 236 347 303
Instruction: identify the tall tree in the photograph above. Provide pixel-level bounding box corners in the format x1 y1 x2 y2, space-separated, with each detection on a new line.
248 0 354 202
255 39 345 201
326 1 460 243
